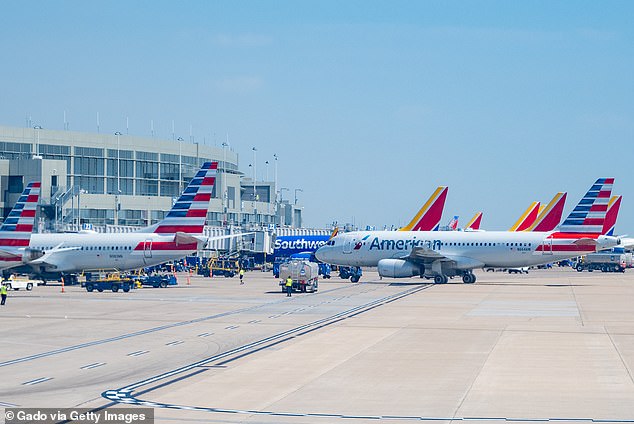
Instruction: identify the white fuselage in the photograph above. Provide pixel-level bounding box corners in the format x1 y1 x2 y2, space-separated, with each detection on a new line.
28 231 203 273
315 230 611 269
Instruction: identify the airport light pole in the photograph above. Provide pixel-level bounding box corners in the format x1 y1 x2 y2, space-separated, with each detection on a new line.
294 188 303 205
114 131 122 225
177 137 184 193
221 141 229 225
280 187 289 202
33 125 42 157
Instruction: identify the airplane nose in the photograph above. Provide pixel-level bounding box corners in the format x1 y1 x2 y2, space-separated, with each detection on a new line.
315 247 326 262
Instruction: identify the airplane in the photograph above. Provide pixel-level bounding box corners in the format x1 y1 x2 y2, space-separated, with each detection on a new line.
315 178 621 284
273 187 449 259
0 182 41 271
22 162 244 280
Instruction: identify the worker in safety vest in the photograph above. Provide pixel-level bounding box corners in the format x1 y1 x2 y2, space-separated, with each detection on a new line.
285 276 293 297
1 282 8 306
239 269 245 285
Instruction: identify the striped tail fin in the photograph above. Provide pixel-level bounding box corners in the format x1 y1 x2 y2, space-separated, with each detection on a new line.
399 186 448 231
465 212 483 230
558 178 613 234
139 162 218 234
0 182 41 248
602 195 621 236
509 201 540 232
529 192 567 232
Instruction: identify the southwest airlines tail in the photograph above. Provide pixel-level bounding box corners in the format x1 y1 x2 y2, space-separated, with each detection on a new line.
509 201 541 231
0 182 41 268
558 178 613 234
139 162 217 234
602 195 622 236
399 186 448 231
528 192 567 232
464 212 483 231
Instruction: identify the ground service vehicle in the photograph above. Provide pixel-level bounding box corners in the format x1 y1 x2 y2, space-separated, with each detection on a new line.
278 259 319 293
576 253 627 273
3 276 40 291
137 274 177 287
339 266 362 283
84 272 135 292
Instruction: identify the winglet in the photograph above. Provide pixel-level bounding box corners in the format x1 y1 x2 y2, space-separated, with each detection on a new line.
558 178 614 234
399 186 448 231
509 201 540 232
138 162 218 234
465 212 483 231
529 192 567 232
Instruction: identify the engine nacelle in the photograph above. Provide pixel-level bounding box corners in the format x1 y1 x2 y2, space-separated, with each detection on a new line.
377 259 420 278
22 248 45 263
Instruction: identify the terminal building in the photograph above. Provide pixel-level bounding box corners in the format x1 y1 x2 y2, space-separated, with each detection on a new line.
0 125 319 253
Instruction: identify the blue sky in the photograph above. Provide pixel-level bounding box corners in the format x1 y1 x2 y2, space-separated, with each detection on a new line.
1 1 632 230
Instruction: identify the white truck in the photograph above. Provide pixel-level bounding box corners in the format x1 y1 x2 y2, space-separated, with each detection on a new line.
278 259 319 293
576 253 627 273
3 276 41 291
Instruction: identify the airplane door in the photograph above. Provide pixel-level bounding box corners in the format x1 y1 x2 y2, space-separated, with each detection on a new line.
542 237 553 255
144 239 153 258
343 236 354 254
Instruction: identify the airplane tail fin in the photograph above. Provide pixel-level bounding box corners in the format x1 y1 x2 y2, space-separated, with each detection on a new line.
138 162 218 234
399 186 448 231
529 192 567 232
464 212 483 231
509 201 540 232
602 195 622 236
328 227 339 240
447 216 459 231
0 182 41 248
558 178 613 234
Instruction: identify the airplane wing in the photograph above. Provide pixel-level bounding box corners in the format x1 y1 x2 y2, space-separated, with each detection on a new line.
28 244 81 266
406 246 485 270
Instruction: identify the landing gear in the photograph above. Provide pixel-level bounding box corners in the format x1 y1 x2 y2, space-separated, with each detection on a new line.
462 272 476 284
434 274 448 284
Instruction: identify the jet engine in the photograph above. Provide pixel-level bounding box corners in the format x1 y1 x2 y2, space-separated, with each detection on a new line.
377 259 420 278
21 248 45 263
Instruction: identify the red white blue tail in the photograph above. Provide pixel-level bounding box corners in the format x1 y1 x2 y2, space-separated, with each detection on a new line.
0 182 40 268
558 178 613 234
139 162 217 235
399 186 448 231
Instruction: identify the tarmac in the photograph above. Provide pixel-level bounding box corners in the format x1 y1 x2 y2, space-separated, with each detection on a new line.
1 267 634 423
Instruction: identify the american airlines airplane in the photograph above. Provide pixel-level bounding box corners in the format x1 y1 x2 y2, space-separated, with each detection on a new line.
22 162 240 279
0 182 41 270
315 178 621 284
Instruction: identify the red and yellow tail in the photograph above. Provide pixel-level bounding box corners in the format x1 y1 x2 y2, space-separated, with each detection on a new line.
399 186 448 231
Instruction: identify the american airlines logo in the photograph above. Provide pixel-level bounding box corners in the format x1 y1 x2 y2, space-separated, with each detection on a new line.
274 238 327 251
368 237 442 251
354 235 370 250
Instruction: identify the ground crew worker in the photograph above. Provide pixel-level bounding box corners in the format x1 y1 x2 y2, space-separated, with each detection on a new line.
239 268 245 284
1 282 8 306
285 276 293 297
